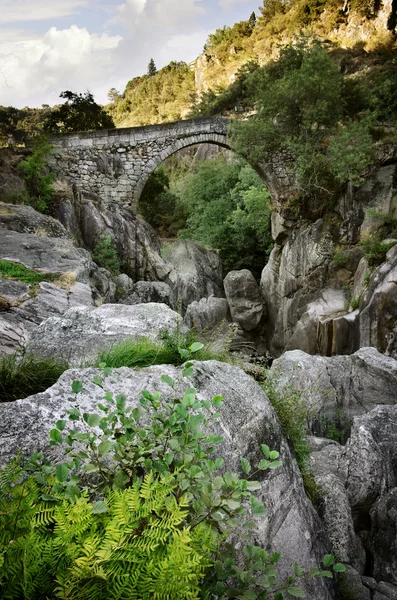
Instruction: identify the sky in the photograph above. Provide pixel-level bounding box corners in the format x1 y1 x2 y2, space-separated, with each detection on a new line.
0 0 261 108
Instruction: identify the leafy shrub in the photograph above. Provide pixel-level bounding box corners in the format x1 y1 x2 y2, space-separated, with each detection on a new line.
0 356 345 598
0 352 68 403
332 251 349 267
361 233 396 266
45 90 115 134
0 259 59 284
327 120 373 187
18 137 56 213
92 234 121 275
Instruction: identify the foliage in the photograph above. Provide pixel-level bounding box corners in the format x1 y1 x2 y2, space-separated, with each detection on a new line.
360 233 396 266
45 91 115 134
332 251 349 267
138 167 179 235
322 407 353 445
95 331 227 370
261 372 311 471
0 352 68 403
0 356 345 598
107 62 195 128
177 160 273 278
0 259 59 285
18 137 56 213
92 234 121 276
327 120 373 186
0 104 52 145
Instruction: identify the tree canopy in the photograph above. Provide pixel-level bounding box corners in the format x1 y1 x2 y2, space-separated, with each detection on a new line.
44 91 114 134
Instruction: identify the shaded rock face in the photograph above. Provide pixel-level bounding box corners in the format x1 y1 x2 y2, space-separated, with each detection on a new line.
57 188 171 283
360 245 397 356
260 220 335 356
166 240 224 313
224 269 264 332
27 303 186 365
0 361 335 600
119 281 175 310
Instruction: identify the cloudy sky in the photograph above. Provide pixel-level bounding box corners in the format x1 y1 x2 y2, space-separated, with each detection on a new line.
0 0 260 108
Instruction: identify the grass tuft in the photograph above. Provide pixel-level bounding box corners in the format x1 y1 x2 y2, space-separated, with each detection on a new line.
0 353 69 403
95 331 228 370
0 260 59 285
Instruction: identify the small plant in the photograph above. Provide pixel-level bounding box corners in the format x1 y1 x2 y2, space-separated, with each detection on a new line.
322 407 353 445
19 137 56 213
361 233 396 266
365 207 396 225
332 250 349 267
350 295 360 311
92 233 121 275
0 259 59 285
0 352 69 403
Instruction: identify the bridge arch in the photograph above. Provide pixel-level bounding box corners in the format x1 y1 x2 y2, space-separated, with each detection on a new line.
49 117 232 212
133 131 230 205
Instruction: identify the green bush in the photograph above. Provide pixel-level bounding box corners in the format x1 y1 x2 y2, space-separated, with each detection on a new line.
0 352 68 403
0 357 345 598
92 234 121 275
19 137 56 214
361 233 396 266
332 251 349 267
0 259 59 285
177 160 273 278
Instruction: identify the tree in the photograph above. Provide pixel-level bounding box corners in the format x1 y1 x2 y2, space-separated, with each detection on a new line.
248 11 257 30
107 87 120 103
44 90 115 134
148 58 157 76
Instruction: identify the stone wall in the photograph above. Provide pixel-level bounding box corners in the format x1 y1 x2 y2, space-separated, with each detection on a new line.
48 117 230 210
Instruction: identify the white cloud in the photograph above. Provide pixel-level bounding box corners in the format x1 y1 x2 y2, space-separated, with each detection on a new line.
0 0 89 24
114 0 206 33
218 0 254 10
0 25 122 107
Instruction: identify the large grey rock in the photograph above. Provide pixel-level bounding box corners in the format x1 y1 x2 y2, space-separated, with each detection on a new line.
271 347 397 427
166 240 224 313
0 229 93 283
360 245 397 356
0 361 335 599
309 438 366 571
120 281 175 310
184 296 230 331
224 269 264 332
260 220 334 356
0 202 68 238
0 281 94 357
27 303 186 365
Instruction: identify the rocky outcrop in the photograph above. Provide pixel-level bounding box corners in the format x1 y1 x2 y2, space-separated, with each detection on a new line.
0 202 68 238
27 303 186 365
271 347 397 429
184 296 230 331
120 281 175 309
166 240 224 313
0 209 116 355
0 360 336 599
360 245 397 356
57 188 171 283
224 269 264 332
260 219 335 356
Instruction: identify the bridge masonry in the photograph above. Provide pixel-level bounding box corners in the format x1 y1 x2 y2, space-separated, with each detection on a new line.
49 117 230 211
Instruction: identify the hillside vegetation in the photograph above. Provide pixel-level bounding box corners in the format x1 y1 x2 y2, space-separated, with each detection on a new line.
106 0 397 128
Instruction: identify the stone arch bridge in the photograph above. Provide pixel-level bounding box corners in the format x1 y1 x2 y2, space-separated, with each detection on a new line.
49 117 230 211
